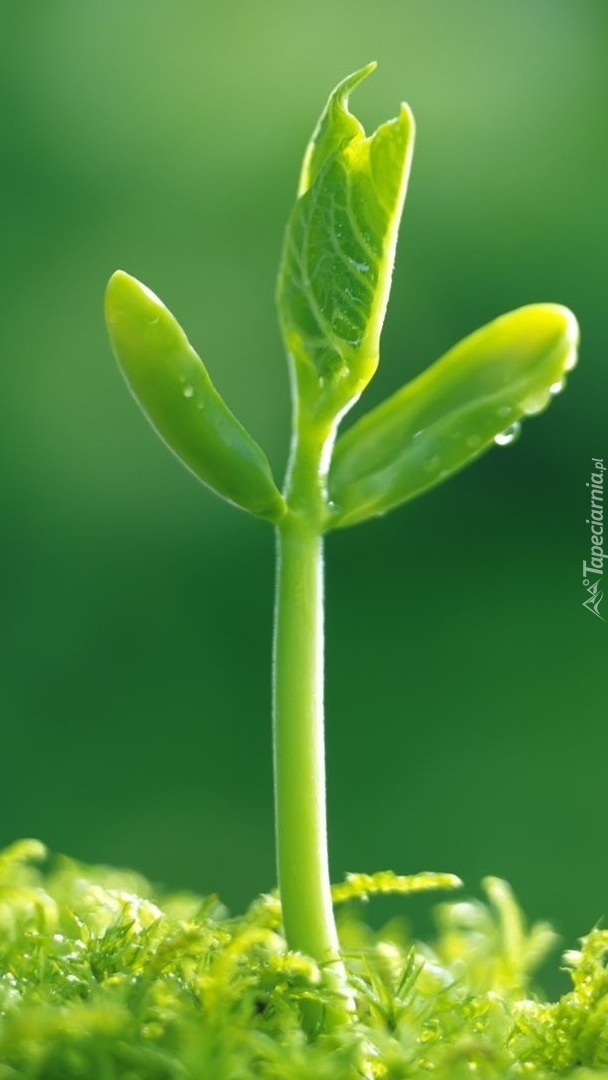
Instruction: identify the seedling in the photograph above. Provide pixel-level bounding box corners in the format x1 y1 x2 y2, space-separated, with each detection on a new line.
105 64 578 1014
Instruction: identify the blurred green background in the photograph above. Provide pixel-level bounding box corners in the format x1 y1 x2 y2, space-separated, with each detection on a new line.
2 1 606 986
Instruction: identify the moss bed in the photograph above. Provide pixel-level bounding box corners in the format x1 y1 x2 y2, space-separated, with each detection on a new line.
0 840 606 1079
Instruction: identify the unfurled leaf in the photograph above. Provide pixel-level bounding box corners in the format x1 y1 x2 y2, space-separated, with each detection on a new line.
277 64 414 427
105 271 285 522
328 304 579 528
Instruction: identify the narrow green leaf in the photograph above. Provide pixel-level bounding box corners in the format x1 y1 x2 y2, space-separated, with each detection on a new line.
331 870 462 905
277 64 415 426
328 304 579 528
105 271 285 522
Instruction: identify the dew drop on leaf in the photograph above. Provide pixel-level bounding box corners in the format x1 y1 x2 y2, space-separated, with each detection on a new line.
521 387 551 415
494 422 521 447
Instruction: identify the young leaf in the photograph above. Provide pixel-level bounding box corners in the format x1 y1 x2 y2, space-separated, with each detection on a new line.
276 64 414 427
327 304 579 528
105 271 285 522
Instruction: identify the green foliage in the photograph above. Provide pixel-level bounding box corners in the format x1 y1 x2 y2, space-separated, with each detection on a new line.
331 870 462 905
0 840 606 1080
276 63 414 428
105 271 284 523
104 65 578 532
328 304 578 527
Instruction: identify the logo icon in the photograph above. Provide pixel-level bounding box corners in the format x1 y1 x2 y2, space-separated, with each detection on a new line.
582 576 604 620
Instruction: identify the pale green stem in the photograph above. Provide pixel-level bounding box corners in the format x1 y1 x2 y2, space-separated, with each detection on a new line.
272 419 350 1015
273 516 338 961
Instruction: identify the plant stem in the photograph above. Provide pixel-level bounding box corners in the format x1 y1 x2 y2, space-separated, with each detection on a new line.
273 517 338 959
272 419 348 1004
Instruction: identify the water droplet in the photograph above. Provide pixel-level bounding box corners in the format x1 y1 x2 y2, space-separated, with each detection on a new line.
549 379 565 396
183 385 194 399
424 455 441 472
497 404 514 419
412 429 424 440
196 401 204 411
521 388 551 416
565 351 577 372
494 422 521 447
466 434 482 450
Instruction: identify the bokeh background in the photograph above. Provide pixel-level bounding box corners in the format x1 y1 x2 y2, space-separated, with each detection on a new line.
2 1 606 991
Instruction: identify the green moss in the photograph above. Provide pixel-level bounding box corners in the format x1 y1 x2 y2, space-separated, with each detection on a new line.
1 841 606 1079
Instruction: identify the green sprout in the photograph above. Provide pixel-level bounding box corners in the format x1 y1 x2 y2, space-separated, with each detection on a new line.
105 64 578 1013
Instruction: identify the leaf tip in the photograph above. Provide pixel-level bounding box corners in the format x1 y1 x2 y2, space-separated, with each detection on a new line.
105 267 133 310
297 62 380 198
541 302 580 370
511 302 579 380
104 270 179 370
398 100 416 136
105 269 164 325
360 58 378 78
338 60 377 95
